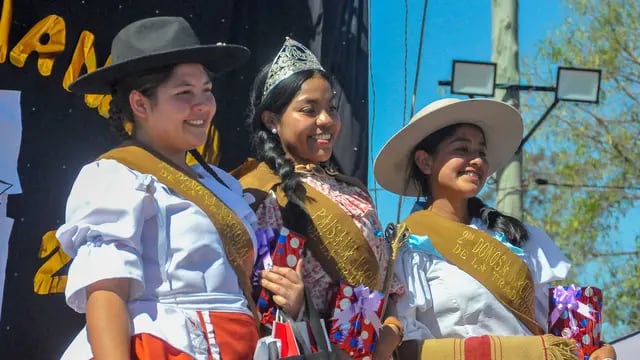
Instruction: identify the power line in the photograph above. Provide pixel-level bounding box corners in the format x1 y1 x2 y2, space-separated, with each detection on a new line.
409 0 429 121
534 178 640 191
368 0 379 207
396 0 429 223
592 251 640 258
395 0 410 223
401 0 409 127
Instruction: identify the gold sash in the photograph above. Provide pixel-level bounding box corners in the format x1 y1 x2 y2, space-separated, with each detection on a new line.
236 159 381 291
99 146 259 328
403 210 544 335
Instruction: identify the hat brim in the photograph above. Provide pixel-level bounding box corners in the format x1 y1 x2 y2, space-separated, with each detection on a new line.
374 99 523 196
69 44 250 94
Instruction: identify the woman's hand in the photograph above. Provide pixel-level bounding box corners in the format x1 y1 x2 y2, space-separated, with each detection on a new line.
261 260 304 318
588 343 616 360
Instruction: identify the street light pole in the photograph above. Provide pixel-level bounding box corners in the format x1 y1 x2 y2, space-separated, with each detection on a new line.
492 0 523 220
517 99 559 152
436 17 600 223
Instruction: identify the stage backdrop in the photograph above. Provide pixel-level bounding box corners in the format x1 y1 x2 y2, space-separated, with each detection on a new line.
0 0 368 358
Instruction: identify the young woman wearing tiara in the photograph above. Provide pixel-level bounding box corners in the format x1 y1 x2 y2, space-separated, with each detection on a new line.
236 38 404 359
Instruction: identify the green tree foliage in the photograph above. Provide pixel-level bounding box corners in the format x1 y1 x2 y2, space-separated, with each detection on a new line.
522 0 639 338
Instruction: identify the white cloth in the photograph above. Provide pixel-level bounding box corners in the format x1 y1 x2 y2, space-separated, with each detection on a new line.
57 159 258 359
395 217 571 341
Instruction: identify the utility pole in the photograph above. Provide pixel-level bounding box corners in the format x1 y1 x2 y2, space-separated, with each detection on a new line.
492 0 523 220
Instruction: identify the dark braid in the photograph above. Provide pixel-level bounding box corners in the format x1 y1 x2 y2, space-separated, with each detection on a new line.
108 87 133 139
410 123 529 246
107 65 177 139
247 64 335 232
468 197 528 247
253 129 304 206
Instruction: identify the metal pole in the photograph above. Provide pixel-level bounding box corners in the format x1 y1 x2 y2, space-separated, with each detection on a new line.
492 0 522 219
517 99 559 152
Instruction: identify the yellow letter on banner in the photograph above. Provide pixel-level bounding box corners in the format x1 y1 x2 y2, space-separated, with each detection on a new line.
84 54 112 118
62 30 97 91
33 230 71 294
0 0 12 63
96 94 112 118
10 15 66 76
63 33 113 118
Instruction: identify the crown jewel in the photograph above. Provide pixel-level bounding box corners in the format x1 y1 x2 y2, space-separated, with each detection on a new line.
263 37 324 96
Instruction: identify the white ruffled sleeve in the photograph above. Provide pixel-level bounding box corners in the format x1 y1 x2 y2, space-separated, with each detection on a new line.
394 242 436 341
57 159 157 313
523 224 572 330
523 224 571 284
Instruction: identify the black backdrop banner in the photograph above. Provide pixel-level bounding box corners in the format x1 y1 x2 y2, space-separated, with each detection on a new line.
0 1 368 358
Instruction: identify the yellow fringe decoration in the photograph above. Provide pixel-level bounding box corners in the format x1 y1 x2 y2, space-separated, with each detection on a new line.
542 334 578 360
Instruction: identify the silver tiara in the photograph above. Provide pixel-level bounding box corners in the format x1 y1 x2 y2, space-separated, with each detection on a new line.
263 37 324 96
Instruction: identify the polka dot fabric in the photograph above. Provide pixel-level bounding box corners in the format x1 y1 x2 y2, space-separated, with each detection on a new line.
548 286 603 359
329 282 384 359
256 227 306 326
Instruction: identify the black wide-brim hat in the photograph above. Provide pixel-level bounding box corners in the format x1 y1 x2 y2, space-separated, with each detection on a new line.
69 16 250 94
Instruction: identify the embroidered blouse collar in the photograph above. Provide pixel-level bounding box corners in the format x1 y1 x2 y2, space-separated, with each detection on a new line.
294 163 338 176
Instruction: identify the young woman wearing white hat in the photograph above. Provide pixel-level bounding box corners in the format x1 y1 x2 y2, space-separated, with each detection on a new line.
374 98 616 359
57 17 259 359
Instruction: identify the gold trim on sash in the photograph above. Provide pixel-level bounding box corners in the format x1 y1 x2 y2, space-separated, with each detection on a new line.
403 210 545 335
99 146 259 328
237 160 381 291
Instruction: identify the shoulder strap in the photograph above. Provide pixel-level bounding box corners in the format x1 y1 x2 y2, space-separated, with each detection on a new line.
233 159 282 212
403 210 544 335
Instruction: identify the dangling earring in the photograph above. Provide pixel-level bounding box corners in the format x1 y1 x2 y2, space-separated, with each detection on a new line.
271 128 277 135
123 120 134 136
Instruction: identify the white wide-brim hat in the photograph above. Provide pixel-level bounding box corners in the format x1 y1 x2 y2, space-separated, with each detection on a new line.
374 98 523 196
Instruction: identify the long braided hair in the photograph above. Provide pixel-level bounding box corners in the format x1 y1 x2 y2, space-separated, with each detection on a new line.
408 123 529 247
246 65 337 232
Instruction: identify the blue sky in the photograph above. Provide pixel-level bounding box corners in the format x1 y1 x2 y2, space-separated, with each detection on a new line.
369 0 638 338
369 0 568 223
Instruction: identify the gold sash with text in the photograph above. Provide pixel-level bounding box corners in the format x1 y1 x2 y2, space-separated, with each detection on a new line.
236 160 381 291
99 146 259 328
403 210 544 335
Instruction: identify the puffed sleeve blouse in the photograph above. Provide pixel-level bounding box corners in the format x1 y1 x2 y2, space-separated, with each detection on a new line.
395 217 571 341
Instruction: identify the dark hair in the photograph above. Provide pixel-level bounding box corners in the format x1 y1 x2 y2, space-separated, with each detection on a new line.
409 123 529 246
246 65 335 230
108 64 213 139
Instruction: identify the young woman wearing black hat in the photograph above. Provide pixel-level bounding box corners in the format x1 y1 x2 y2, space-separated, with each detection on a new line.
57 17 259 360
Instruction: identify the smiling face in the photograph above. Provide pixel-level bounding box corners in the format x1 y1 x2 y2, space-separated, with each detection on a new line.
131 63 215 160
267 75 340 164
415 124 490 201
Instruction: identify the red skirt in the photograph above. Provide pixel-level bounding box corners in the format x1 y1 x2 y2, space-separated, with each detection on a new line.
130 311 259 360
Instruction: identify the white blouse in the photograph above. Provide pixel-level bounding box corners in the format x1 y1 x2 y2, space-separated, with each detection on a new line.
395 217 570 341
56 159 258 359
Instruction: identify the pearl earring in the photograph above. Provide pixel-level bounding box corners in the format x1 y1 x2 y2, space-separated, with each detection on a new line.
271 128 277 135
